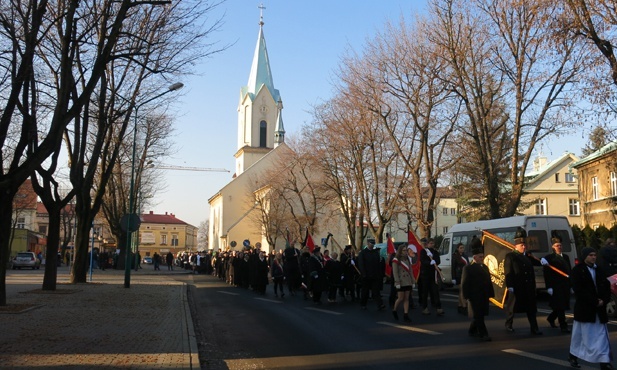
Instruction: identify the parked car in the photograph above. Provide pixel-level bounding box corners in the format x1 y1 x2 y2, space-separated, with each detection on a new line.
142 257 153 265
12 252 41 270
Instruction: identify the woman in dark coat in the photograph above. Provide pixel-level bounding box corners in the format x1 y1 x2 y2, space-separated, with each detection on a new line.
452 242 469 314
541 237 572 333
462 239 494 341
309 247 326 304
252 250 269 295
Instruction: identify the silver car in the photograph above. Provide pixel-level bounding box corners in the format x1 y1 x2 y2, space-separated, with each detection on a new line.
12 252 41 270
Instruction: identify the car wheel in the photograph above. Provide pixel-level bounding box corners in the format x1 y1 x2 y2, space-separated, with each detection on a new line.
607 294 617 317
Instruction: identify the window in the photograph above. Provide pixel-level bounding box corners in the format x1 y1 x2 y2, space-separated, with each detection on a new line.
592 176 599 200
611 172 617 196
450 208 456 215
442 207 448 215
38 225 47 235
259 120 267 147
161 234 167 245
569 199 580 216
16 217 25 229
171 234 179 247
565 173 576 183
442 226 448 234
555 173 560 182
535 199 547 215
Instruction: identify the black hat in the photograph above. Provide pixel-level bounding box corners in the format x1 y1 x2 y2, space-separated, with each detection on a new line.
580 247 596 261
313 246 321 253
344 245 352 251
514 228 527 244
470 237 483 255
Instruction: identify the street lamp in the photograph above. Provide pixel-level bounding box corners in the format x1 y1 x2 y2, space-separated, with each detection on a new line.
124 82 184 288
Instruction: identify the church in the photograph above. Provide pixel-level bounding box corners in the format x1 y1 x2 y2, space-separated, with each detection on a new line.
207 15 292 252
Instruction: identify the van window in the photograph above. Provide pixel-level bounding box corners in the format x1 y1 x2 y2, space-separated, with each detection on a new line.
551 229 573 252
438 237 450 255
527 230 549 253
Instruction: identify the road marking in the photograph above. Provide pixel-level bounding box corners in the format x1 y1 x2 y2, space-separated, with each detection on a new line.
502 349 593 369
255 297 282 304
378 321 442 335
305 307 343 315
217 291 239 295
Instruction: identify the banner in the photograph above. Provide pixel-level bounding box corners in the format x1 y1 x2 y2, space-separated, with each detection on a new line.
481 231 514 309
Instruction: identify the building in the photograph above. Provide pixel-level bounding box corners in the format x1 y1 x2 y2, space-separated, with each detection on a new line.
207 15 290 252
11 180 45 255
571 141 617 228
138 211 197 258
520 152 582 227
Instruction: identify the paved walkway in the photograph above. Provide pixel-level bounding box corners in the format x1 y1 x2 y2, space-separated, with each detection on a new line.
0 265 199 369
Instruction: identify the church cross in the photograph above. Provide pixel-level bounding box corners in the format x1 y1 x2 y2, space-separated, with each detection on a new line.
259 3 266 26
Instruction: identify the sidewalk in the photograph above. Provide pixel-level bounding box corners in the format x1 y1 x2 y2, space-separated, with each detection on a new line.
0 265 199 369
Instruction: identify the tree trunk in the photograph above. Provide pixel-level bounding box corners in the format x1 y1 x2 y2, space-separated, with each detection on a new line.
0 193 14 306
42 209 62 290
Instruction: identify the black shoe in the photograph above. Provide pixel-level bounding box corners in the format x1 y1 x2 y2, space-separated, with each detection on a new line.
568 358 581 368
600 364 614 370
392 311 399 321
531 329 543 335
480 335 492 342
378 304 386 311
561 327 571 333
403 314 411 323
547 318 557 328
505 326 515 333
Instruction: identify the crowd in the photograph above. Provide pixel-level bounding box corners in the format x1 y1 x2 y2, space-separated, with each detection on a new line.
200 232 616 370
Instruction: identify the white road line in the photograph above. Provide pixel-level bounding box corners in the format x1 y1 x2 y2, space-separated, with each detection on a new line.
217 291 239 295
502 349 594 369
305 307 344 315
255 297 282 304
378 321 442 335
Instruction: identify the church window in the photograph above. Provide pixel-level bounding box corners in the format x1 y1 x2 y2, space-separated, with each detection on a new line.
260 120 267 147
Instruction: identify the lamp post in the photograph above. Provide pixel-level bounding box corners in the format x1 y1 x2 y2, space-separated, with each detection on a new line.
124 82 184 288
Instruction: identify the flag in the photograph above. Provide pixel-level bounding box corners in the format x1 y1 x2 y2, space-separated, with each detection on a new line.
304 228 315 253
408 230 423 280
481 231 514 309
385 236 396 278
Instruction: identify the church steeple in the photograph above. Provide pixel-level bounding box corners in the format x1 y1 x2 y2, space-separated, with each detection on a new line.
243 6 279 104
235 4 284 176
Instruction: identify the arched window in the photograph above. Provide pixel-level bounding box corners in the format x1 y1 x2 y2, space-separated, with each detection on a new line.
259 121 267 147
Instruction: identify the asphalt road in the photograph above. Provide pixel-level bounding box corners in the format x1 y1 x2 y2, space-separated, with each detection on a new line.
182 274 615 370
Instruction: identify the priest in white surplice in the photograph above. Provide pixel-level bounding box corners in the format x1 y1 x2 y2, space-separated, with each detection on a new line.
569 247 613 370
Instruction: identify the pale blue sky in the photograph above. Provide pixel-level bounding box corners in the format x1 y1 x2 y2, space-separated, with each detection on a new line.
151 0 584 228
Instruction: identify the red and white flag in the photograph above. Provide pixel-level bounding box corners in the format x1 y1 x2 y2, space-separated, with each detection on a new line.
408 230 423 281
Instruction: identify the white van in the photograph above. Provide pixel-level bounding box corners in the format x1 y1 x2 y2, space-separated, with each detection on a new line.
437 215 577 289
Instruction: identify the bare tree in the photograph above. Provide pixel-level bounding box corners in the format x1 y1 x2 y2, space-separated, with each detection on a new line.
429 0 585 219
0 0 166 305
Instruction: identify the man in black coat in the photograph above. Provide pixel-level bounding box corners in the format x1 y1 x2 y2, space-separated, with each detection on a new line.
419 238 444 316
358 239 385 311
504 228 542 335
541 236 572 333
462 238 494 341
569 247 613 369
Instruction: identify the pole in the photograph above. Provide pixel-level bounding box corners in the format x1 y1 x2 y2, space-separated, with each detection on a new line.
124 106 138 288
123 82 184 288
89 222 94 282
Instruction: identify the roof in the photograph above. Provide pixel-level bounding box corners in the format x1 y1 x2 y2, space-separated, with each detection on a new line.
571 140 617 168
525 152 579 184
241 23 280 103
140 212 194 227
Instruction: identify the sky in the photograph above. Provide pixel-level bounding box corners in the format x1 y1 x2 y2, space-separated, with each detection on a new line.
149 0 586 228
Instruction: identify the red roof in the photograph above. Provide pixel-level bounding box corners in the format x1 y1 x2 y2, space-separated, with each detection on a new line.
140 211 190 226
